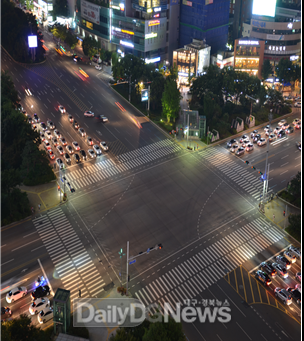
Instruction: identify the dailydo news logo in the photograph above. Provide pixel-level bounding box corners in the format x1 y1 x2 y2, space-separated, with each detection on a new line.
73 298 231 327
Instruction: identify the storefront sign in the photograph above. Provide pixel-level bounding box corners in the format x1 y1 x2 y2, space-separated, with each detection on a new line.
145 57 161 64
120 40 134 48
86 21 93 30
239 40 259 45
266 34 284 40
81 0 100 25
145 32 157 39
141 89 148 101
252 20 266 28
154 7 161 11
290 55 299 61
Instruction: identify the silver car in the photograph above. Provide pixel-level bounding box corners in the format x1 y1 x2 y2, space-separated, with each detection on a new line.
235 147 245 156
250 130 258 138
54 129 61 138
66 145 74 154
276 255 291 269
269 134 276 142
242 140 250 148
88 149 96 158
283 250 296 264
100 141 109 151
38 307 53 324
272 262 288 279
257 138 266 146
274 288 292 305
6 286 28 303
79 128 86 137
239 135 248 143
289 246 301 259
93 145 102 155
230 145 239 153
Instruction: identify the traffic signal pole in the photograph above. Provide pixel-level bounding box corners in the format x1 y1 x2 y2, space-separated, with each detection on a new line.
262 111 273 203
126 241 129 295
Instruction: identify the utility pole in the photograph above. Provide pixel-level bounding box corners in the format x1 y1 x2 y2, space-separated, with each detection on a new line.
118 248 125 285
128 75 131 102
126 241 129 296
262 111 273 203
147 85 150 116
187 113 189 148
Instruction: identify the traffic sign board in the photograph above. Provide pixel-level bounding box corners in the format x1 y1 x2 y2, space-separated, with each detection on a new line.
129 259 136 265
147 248 150 254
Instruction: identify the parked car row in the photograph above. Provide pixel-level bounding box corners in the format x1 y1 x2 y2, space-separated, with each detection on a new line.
227 118 301 156
256 246 301 306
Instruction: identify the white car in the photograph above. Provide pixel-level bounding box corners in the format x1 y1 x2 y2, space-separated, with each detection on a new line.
84 110 94 117
278 119 287 126
72 141 80 151
242 140 250 148
295 272 301 282
78 128 86 137
45 130 52 140
289 246 301 259
99 141 109 151
264 125 270 132
292 118 300 126
29 297 50 315
283 250 296 263
38 307 54 324
269 134 277 142
66 145 74 154
6 287 27 303
56 145 64 155
230 145 239 153
58 105 66 114
56 158 64 170
239 135 248 143
93 145 102 155
54 129 61 138
274 288 292 305
235 147 245 156
294 101 301 107
273 126 281 134
246 143 254 152
250 130 258 138
95 65 102 71
257 138 266 146
88 149 96 158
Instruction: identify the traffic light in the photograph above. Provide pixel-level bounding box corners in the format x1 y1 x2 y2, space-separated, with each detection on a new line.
245 161 249 165
251 166 256 170
258 171 263 175
158 244 163 250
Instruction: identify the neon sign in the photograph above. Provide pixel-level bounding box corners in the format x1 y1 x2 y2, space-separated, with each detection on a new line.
120 40 134 48
149 20 160 26
145 32 157 39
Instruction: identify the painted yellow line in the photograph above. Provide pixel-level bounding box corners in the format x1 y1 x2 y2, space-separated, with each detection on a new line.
248 275 255 304
1 218 32 231
240 266 247 303
1 253 49 278
266 291 270 305
234 269 238 293
256 279 262 302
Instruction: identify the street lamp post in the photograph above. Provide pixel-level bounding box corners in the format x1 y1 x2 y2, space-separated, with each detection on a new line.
262 111 273 203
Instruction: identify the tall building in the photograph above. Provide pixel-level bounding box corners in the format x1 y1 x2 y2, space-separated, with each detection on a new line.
231 0 253 40
75 0 181 64
179 0 230 54
249 1 301 66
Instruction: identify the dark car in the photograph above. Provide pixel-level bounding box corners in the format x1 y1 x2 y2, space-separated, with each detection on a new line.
287 288 301 304
277 130 286 138
73 153 80 163
96 115 108 122
31 285 50 300
47 120 55 129
73 55 82 62
227 139 237 148
256 270 272 286
33 113 40 123
260 262 277 278
73 121 79 130
286 127 294 134
1 306 12 322
79 150 87 160
253 134 261 143
40 122 47 131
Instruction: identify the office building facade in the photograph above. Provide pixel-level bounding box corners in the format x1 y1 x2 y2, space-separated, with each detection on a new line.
75 0 180 63
179 0 230 54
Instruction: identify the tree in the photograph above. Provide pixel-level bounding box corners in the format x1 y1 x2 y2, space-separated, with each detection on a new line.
275 58 294 83
82 36 100 58
150 72 166 110
261 60 273 80
288 171 301 198
51 25 67 41
1 314 47 341
109 317 186 341
65 31 78 50
161 79 181 123
286 214 301 241
20 141 55 185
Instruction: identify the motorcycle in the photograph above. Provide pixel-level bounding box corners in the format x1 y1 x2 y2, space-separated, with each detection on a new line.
35 276 47 287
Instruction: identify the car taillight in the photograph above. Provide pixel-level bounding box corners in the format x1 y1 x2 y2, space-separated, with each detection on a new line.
267 281 271 286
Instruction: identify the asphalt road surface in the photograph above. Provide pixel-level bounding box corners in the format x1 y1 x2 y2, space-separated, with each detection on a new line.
1 34 301 339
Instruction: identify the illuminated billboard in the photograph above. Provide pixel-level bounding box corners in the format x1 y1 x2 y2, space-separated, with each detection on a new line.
252 0 276 17
28 35 38 48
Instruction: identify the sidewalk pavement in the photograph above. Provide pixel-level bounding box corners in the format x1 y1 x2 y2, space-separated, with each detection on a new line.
259 194 300 236
83 287 131 341
19 180 63 214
